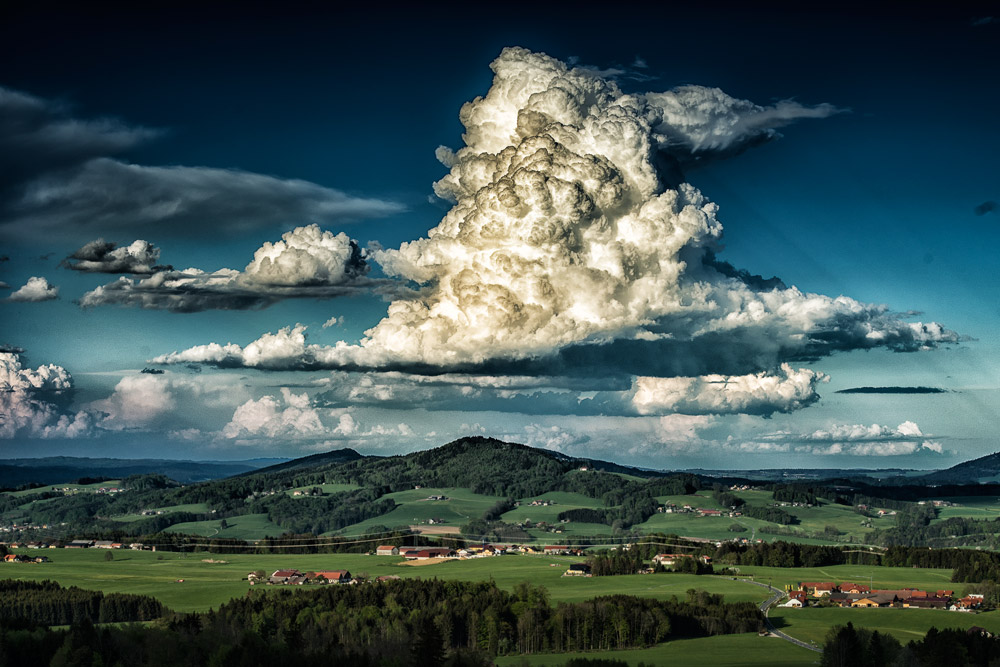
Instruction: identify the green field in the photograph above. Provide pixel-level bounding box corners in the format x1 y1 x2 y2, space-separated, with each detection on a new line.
770 606 1000 646
5 547 992 664
164 513 285 540
0 549 772 612
494 633 817 666
735 564 961 595
337 487 506 534
110 503 210 522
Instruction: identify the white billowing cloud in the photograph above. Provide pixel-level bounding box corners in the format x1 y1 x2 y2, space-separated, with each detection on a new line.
80 225 378 312
8 276 58 302
332 412 358 436
87 372 248 431
744 420 946 457
89 374 178 429
801 440 944 457
630 364 826 416
243 224 366 286
64 238 169 274
222 388 324 439
0 352 72 393
157 47 955 382
5 157 405 240
802 420 923 442
520 424 590 453
0 351 92 439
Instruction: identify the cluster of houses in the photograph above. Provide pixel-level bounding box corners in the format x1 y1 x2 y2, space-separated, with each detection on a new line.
4 553 48 563
782 581 986 612
2 540 153 551
252 569 353 585
653 553 713 566
659 503 734 518
373 544 585 559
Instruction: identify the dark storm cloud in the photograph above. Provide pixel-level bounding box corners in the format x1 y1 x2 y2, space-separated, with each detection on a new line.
0 86 158 194
63 238 172 274
0 85 405 240
6 158 405 240
974 201 997 216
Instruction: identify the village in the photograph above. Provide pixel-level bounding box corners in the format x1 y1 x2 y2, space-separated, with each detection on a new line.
781 581 987 612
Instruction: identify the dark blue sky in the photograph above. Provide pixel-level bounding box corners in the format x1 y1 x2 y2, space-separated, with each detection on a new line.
0 4 997 467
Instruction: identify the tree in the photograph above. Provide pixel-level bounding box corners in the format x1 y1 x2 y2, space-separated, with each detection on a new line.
104 550 114 562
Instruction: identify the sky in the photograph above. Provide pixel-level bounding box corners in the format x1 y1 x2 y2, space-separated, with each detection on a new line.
1 4 998 469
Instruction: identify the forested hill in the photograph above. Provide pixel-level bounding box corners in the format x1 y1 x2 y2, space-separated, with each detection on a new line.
241 448 364 476
918 451 1000 484
239 437 663 498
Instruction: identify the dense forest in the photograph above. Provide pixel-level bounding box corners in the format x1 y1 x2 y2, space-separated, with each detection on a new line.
822 622 1000 667
0 578 762 666
0 580 165 625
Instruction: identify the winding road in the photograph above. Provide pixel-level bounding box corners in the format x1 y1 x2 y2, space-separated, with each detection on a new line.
741 578 822 654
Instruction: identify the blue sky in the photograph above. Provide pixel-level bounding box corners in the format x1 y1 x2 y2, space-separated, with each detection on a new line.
1 5 998 469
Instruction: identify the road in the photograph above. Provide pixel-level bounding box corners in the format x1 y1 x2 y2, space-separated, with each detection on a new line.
742 579 823 654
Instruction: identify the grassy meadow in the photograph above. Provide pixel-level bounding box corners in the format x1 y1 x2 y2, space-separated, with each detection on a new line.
770 606 1000 645
0 548 772 613
337 486 506 534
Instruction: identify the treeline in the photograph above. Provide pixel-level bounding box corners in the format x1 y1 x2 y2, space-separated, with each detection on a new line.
740 505 795 525
588 549 712 576
0 579 762 666
771 484 819 505
711 489 745 509
0 579 165 626
712 541 879 567
823 622 1000 667
256 488 396 535
882 546 1000 584
869 516 999 548
462 498 531 542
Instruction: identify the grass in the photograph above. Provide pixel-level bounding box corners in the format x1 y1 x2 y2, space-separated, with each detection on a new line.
734 564 962 595
336 487 506 535
493 633 818 666
164 513 285 540
770 606 1000 646
110 503 210 522
0 549 770 613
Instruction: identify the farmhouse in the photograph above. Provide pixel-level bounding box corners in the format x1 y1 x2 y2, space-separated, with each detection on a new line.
309 570 351 583
542 546 571 555
269 569 301 584
800 582 837 596
376 545 399 556
564 563 592 577
65 540 94 549
401 547 455 560
653 553 690 566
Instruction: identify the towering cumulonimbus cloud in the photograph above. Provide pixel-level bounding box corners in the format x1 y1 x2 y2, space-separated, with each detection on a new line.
156 47 957 415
